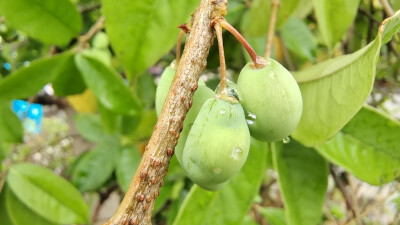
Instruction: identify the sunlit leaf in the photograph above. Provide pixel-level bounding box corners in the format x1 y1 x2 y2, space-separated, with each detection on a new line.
75 52 141 115
292 11 400 146
313 0 360 48
7 163 89 224
0 53 72 102
6 188 58 225
0 103 23 143
0 0 82 45
102 0 199 78
315 106 400 185
245 0 301 37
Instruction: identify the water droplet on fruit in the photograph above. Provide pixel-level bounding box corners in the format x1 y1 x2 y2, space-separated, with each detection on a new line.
220 109 226 114
281 90 286 96
246 119 254 125
231 147 243 160
247 112 256 120
282 137 290 144
213 168 221 174
269 72 277 79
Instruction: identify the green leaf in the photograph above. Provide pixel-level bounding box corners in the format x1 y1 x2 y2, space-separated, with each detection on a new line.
281 17 316 61
272 141 328 225
0 0 82 45
52 53 85 96
102 0 199 78
136 73 157 110
259 207 287 225
315 106 400 185
71 143 118 192
312 0 360 48
6 188 58 225
0 53 73 102
75 52 140 115
74 113 112 143
6 163 89 224
0 103 23 143
245 0 301 37
116 146 141 192
292 12 400 146
0 186 14 225
173 139 268 225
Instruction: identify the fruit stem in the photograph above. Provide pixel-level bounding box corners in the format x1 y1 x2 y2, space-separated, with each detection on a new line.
176 30 185 65
214 23 228 96
264 0 280 59
218 19 266 69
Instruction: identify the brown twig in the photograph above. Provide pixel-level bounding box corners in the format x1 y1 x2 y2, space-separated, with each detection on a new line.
104 1 221 224
176 30 185 65
214 23 228 95
380 0 395 16
80 3 101 14
77 16 105 50
218 19 266 69
330 165 363 225
264 0 280 59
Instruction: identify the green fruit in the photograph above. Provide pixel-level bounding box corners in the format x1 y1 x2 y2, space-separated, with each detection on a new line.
182 98 250 190
174 85 214 164
155 62 214 164
237 59 303 142
155 63 176 116
155 62 206 116
92 32 109 49
215 79 242 101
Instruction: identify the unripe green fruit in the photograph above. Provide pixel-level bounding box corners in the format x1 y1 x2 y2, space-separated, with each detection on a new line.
215 79 242 101
155 62 206 116
92 32 109 49
237 59 303 142
182 98 250 191
155 62 214 164
174 86 214 164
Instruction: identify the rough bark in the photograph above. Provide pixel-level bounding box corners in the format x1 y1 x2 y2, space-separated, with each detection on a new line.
104 0 223 224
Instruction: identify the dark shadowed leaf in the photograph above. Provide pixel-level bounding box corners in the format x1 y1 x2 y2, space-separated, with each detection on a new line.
273 141 328 225
71 143 118 192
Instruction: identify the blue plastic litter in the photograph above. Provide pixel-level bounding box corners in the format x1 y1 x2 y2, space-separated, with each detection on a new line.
11 100 43 134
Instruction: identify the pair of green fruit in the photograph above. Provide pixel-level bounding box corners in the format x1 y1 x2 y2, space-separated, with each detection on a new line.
155 59 302 191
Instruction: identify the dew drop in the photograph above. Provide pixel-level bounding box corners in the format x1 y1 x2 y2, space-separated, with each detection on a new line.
282 137 291 144
213 168 221 174
246 119 254 125
247 112 257 120
220 109 226 114
281 90 287 96
231 147 243 160
269 72 277 79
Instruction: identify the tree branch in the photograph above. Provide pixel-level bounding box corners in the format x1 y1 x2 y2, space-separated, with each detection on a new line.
104 0 221 224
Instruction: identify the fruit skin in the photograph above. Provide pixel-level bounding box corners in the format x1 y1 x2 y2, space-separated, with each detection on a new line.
182 98 250 190
174 86 214 164
237 59 303 142
155 62 214 164
155 64 176 116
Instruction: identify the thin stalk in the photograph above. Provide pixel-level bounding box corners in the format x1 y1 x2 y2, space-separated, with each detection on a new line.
214 23 227 95
264 0 280 59
176 30 185 65
218 19 266 68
